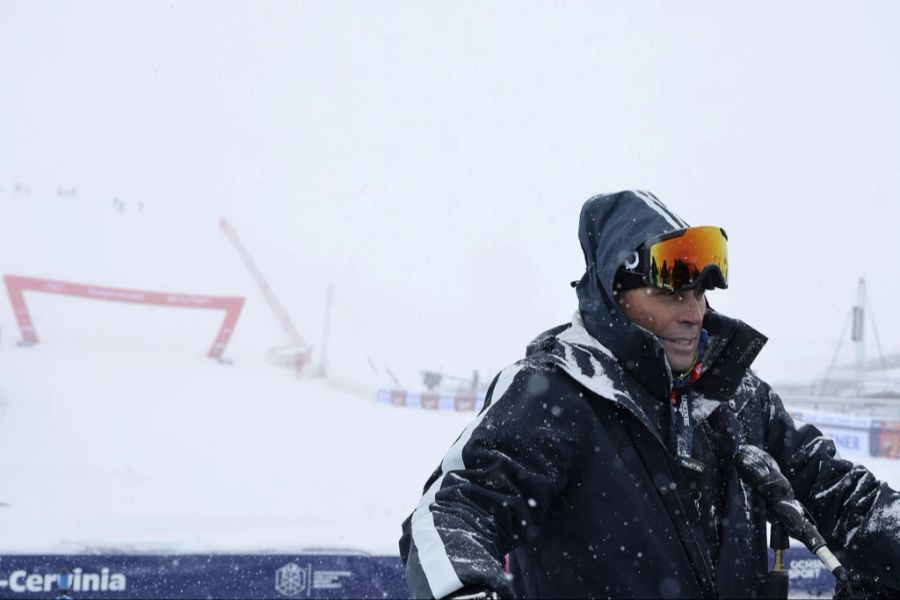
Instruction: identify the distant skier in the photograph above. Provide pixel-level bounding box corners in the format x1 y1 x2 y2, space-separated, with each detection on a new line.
399 191 900 599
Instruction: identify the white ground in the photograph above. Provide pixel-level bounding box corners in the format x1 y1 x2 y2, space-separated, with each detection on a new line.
0 340 472 554
1 194 898 555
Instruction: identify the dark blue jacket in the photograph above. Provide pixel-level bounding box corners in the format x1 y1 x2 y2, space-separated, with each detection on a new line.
399 191 900 599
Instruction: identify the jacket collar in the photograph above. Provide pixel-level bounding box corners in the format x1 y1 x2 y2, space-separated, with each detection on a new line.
541 312 665 443
533 309 767 432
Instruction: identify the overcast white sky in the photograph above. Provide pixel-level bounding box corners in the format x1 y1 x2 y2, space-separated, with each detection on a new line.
2 1 899 385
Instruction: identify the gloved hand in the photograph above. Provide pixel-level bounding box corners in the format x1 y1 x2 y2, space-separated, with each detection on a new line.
442 585 501 600
834 571 899 600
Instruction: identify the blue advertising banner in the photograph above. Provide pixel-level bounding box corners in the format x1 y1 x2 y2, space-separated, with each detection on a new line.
0 554 406 599
784 547 835 597
0 550 834 599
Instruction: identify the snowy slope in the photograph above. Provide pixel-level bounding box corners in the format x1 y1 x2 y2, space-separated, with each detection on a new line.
0 343 473 554
0 191 474 553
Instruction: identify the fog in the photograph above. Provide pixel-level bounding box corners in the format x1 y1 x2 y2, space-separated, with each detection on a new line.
3 1 899 386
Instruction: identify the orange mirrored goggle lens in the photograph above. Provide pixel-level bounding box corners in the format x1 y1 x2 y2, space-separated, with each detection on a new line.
645 226 728 291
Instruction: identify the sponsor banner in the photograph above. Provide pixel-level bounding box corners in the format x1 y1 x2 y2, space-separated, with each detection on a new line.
376 389 486 412
0 551 834 598
788 409 874 430
788 409 873 457
784 548 834 595
0 554 406 599
870 420 900 459
814 425 869 457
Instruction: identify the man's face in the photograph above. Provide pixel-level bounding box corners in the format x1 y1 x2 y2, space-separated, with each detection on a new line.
618 286 707 372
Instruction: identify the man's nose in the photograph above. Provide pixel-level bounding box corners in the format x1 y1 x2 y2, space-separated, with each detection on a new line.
679 294 705 325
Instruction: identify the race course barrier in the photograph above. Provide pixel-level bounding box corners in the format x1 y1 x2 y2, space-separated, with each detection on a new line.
376 389 487 413
870 420 900 459
789 408 900 459
788 409 874 457
0 549 835 598
378 395 900 458
0 554 405 599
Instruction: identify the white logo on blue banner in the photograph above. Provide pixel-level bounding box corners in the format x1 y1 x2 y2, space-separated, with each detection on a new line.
275 563 307 597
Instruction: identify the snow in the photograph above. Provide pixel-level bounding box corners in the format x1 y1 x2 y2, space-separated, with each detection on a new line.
0 340 474 554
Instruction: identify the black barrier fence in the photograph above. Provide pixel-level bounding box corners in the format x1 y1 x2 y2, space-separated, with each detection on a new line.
0 549 834 599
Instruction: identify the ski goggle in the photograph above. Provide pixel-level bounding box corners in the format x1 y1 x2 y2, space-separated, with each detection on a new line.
641 226 729 291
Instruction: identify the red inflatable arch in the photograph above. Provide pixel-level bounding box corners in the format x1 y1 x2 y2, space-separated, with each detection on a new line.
4 275 245 360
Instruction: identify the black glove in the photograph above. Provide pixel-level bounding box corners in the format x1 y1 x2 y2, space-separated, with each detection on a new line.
442 585 501 600
834 571 899 600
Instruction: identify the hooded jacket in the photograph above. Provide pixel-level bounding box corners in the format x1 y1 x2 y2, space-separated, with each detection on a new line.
399 191 900 599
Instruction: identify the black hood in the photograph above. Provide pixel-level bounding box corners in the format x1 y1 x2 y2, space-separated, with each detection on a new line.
574 190 695 396
523 190 767 402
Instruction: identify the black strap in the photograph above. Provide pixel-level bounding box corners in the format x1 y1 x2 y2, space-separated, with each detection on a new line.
671 395 706 482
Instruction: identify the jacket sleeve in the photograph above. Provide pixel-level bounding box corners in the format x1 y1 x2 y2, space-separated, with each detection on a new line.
398 363 593 599
763 387 900 591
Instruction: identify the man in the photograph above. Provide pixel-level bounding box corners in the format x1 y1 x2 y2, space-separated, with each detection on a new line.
399 191 900 599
